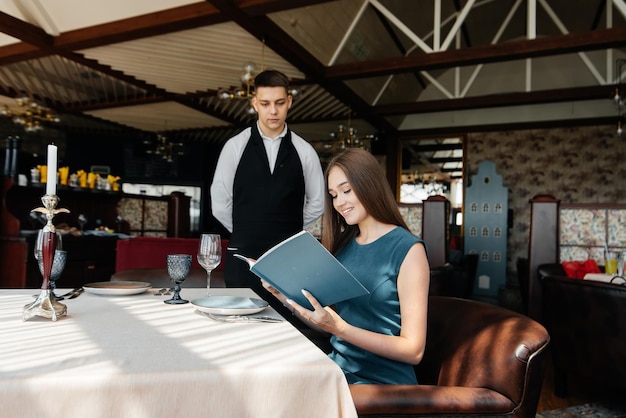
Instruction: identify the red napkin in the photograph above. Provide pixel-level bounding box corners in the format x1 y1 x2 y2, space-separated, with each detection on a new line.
561 259 602 279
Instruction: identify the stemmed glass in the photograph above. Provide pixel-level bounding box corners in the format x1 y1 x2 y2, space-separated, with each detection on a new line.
197 233 222 296
77 214 87 231
164 254 192 304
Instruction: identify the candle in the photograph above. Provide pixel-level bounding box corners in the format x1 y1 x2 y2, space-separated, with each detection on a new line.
46 144 57 195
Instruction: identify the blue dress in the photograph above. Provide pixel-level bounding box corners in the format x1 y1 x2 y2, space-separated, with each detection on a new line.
328 227 424 384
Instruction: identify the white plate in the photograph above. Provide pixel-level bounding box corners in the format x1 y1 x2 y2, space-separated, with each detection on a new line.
83 281 152 296
191 296 269 315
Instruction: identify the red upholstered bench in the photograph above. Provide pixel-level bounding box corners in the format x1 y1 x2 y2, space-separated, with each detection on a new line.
115 236 228 272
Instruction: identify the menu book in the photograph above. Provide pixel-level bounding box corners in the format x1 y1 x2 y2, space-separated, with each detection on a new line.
234 230 369 310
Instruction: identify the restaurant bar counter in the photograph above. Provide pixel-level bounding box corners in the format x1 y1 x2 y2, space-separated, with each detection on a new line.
0 288 357 418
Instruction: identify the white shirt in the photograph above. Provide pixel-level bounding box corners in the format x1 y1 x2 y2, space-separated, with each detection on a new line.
210 122 325 233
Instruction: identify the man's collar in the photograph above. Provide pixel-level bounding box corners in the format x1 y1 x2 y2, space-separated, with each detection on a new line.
256 121 288 141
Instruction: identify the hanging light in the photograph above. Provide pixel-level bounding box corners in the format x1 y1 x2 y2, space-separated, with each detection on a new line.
217 61 257 101
144 130 183 163
1 95 60 132
614 58 625 137
327 112 376 152
216 39 299 109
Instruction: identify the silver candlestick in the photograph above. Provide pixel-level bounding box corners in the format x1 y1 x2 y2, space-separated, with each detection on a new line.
23 194 70 321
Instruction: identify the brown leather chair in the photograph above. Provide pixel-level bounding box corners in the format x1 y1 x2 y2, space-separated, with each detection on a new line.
349 296 550 417
538 263 626 398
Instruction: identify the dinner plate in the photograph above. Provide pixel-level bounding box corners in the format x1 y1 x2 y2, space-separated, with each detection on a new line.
191 296 269 315
83 281 152 296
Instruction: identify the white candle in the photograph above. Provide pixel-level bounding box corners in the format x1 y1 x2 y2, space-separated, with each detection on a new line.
46 144 57 195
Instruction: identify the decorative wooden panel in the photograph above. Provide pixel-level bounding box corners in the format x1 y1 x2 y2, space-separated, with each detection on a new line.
464 160 508 302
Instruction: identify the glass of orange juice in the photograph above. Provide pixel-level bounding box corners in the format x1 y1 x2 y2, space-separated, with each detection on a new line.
605 251 618 275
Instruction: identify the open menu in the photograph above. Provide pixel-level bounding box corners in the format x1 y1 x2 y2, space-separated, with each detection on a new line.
234 230 369 310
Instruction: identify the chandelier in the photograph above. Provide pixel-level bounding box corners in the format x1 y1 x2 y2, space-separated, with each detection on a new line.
145 133 183 163
614 58 625 137
217 61 258 101
216 39 298 109
327 113 376 152
1 96 60 132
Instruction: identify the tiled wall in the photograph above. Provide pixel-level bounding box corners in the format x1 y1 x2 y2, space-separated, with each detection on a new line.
467 125 626 273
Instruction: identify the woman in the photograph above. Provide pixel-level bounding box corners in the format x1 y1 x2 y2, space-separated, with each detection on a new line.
262 148 430 384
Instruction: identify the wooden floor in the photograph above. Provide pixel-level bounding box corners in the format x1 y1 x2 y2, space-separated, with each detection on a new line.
536 352 622 412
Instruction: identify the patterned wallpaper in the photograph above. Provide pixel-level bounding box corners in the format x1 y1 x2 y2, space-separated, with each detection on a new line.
306 205 423 240
560 208 626 263
118 197 168 237
466 125 626 274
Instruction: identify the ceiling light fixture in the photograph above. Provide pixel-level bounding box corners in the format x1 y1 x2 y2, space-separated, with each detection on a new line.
144 131 183 163
614 58 625 137
216 39 298 113
327 113 376 152
1 95 60 132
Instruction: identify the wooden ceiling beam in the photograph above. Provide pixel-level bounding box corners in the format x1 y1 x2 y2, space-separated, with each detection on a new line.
374 85 613 115
0 0 336 129
205 0 398 135
233 0 337 15
55 3 225 51
0 11 53 48
325 27 626 80
0 1 335 64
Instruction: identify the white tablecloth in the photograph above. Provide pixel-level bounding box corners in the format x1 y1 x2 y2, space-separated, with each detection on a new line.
0 288 357 418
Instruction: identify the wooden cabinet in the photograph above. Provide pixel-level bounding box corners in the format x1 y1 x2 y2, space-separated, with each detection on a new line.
464 161 509 303
5 184 123 231
0 236 28 288
1 183 121 289
1 182 191 288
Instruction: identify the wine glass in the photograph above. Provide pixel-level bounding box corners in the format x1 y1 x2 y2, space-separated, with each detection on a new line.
197 233 222 296
77 214 87 231
37 250 67 300
164 254 192 304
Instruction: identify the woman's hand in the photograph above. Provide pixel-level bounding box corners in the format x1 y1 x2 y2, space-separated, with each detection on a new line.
261 279 291 311
261 280 342 334
287 290 345 335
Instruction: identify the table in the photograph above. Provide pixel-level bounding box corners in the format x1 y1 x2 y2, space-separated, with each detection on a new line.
0 288 357 418
110 268 225 289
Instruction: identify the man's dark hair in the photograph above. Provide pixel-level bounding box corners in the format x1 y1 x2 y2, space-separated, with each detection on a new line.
254 70 290 90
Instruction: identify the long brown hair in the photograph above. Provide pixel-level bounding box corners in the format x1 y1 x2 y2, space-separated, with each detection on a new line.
322 148 409 254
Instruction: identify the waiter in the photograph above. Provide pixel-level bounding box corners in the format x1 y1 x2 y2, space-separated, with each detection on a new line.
210 69 325 319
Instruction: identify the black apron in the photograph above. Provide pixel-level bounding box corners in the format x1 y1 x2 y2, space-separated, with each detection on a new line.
224 125 305 322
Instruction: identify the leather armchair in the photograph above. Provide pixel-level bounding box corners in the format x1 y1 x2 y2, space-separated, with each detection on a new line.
349 296 550 417
538 263 626 397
